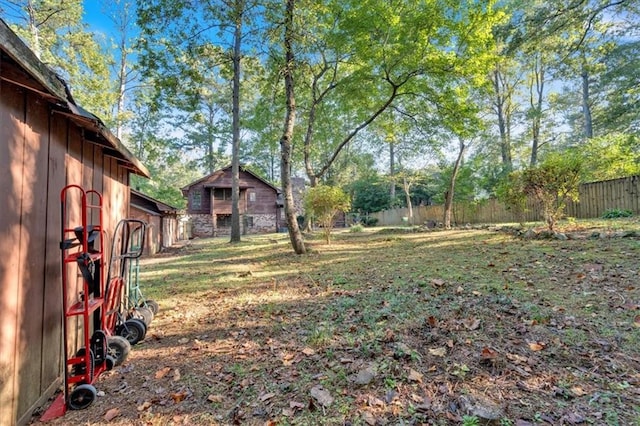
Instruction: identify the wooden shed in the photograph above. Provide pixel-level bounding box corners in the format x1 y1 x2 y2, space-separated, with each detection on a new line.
0 20 149 426
130 190 180 255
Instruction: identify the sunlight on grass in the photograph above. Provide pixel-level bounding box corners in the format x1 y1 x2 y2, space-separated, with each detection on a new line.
123 221 640 426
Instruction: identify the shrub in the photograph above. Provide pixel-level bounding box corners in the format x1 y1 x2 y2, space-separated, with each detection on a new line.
602 208 633 219
362 217 378 227
349 224 364 233
304 185 351 244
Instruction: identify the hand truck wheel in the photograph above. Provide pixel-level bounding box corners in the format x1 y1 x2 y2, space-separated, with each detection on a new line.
117 318 147 345
140 299 159 315
68 384 97 410
130 306 153 326
107 335 131 366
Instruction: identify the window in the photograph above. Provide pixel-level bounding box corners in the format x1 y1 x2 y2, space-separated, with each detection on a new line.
217 214 232 227
249 192 256 202
191 190 202 209
214 188 232 200
246 216 254 227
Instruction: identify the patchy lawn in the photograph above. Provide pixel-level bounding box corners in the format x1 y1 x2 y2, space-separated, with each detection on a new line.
33 221 640 425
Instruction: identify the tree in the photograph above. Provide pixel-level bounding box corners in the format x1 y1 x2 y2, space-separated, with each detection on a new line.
278 0 306 254
2 0 116 119
304 185 351 244
292 0 504 189
138 0 258 243
521 153 583 231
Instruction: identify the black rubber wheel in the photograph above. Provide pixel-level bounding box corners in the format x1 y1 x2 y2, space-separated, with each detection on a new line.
117 319 146 345
141 299 159 315
68 384 97 410
131 307 153 326
105 355 116 371
107 335 131 366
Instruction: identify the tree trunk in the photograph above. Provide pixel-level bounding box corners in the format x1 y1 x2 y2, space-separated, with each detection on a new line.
280 0 306 254
581 65 593 139
389 142 396 203
230 0 244 243
492 67 513 173
402 175 413 225
530 55 545 167
443 140 465 229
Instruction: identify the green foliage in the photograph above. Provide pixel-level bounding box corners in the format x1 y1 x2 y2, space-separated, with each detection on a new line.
602 209 634 219
521 152 583 231
496 170 528 224
580 134 640 182
304 185 351 244
348 174 392 213
349 224 364 233
362 217 378 227
462 415 480 426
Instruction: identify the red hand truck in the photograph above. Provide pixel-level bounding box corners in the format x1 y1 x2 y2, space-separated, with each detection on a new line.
41 186 115 420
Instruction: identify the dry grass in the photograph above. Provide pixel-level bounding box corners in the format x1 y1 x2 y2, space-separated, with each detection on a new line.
32 220 640 425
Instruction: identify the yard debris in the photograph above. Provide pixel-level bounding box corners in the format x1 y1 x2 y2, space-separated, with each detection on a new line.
310 385 334 407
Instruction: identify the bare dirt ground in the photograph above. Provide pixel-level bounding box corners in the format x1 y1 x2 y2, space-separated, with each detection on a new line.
31 223 640 425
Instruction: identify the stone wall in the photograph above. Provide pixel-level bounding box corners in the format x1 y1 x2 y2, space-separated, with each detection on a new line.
189 213 278 237
191 214 214 237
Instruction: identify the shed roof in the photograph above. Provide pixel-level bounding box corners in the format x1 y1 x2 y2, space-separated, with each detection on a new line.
131 189 179 215
0 19 150 178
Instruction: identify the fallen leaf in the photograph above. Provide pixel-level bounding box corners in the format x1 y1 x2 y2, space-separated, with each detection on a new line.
455 286 464 295
289 401 305 410
207 394 224 403
104 408 120 422
178 337 189 344
571 386 587 397
463 317 481 330
481 347 498 359
426 316 438 327
362 411 376 425
429 347 447 357
310 385 334 407
260 392 276 402
367 396 385 407
301 347 315 356
282 408 294 417
634 315 640 328
137 401 152 412
528 342 546 351
173 368 181 382
408 369 423 383
155 367 171 379
431 278 445 287
170 392 187 403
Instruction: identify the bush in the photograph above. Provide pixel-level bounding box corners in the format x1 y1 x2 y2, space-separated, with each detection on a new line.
349 224 364 233
602 208 633 219
362 217 379 227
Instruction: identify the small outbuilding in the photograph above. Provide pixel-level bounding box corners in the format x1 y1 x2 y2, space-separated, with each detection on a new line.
0 19 149 425
130 189 180 255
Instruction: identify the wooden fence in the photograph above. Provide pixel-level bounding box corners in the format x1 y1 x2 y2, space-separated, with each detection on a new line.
371 175 640 226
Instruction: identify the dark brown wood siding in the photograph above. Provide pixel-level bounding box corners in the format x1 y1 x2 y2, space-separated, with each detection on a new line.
185 168 278 216
0 77 133 426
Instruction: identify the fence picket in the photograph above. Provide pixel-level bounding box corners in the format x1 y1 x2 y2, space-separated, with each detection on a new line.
371 176 640 226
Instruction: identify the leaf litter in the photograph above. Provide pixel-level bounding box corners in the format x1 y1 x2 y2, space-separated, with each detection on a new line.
30 224 640 425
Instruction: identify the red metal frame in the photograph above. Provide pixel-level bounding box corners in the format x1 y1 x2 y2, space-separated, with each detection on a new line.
41 185 110 420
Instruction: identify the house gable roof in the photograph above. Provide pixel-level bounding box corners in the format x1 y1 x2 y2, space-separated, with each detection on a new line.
181 165 280 196
0 19 150 178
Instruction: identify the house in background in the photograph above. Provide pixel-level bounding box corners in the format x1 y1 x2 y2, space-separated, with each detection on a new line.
0 19 149 426
181 166 305 237
130 190 181 255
